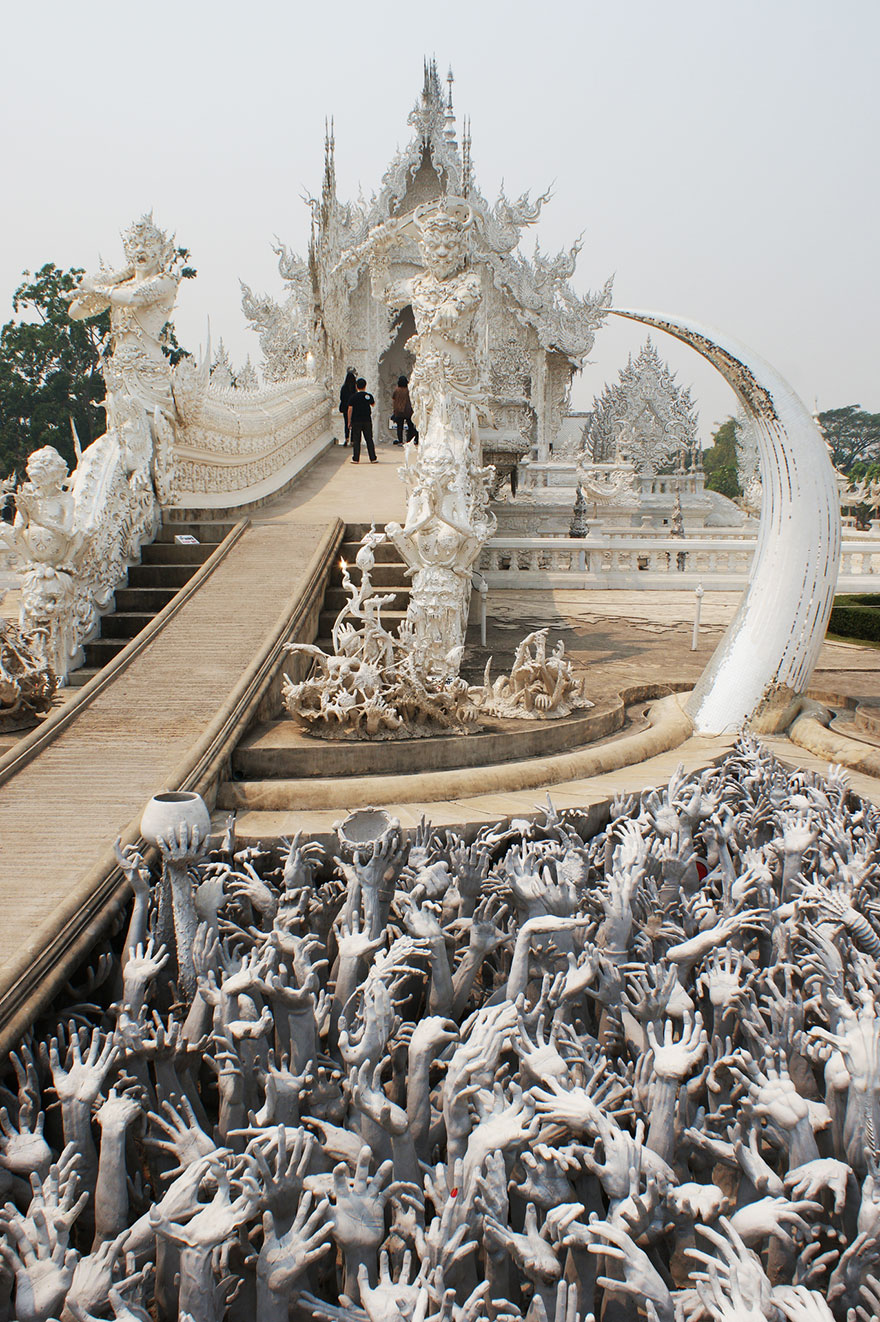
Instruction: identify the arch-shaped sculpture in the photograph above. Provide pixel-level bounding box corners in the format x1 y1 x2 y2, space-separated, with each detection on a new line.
611 309 841 734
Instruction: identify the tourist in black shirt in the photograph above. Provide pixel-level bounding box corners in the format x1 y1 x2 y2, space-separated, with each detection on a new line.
347 379 377 463
338 368 357 444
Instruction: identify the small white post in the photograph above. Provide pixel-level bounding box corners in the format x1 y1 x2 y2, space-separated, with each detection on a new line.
692 582 704 651
480 579 488 647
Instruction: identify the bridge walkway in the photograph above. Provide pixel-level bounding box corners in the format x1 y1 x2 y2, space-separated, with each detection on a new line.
0 442 405 1048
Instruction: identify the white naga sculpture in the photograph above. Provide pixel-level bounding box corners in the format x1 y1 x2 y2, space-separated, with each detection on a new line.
366 198 496 678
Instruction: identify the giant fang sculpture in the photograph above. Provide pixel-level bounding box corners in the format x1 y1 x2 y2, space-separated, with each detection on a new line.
368 198 496 678
612 309 842 734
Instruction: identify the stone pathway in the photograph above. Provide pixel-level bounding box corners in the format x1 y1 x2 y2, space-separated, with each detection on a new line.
0 442 405 978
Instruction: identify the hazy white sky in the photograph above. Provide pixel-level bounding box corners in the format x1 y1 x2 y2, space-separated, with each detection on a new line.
1 0 877 443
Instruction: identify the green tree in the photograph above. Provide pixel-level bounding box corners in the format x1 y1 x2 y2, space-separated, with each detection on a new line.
817 405 880 472
702 417 742 499
0 264 109 476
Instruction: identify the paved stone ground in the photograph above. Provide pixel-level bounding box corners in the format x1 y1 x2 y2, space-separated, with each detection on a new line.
467 589 880 705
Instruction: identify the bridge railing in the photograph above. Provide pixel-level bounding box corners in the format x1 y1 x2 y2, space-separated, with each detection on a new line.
478 535 880 591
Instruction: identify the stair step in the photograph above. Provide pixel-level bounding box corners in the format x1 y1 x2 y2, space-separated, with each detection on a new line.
84 638 127 667
114 587 178 613
66 667 100 688
127 564 198 589
156 522 237 544
99 612 155 640
141 542 219 566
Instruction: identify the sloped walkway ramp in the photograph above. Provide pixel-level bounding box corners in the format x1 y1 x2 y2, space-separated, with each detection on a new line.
0 514 343 1051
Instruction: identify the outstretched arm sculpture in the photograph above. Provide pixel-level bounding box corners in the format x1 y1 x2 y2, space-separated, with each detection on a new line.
5 740 880 1319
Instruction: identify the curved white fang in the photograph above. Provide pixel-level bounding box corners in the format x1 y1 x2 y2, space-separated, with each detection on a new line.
610 309 841 735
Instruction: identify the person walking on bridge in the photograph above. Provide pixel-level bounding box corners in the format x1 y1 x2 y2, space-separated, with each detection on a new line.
347 378 377 463
338 367 357 445
391 374 418 445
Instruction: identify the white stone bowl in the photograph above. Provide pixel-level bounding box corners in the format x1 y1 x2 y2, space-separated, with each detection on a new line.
140 791 211 853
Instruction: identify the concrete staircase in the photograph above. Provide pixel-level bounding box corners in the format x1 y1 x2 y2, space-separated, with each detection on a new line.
67 521 236 687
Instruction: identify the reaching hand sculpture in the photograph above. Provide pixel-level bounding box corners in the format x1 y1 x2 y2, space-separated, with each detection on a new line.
6 737 880 1320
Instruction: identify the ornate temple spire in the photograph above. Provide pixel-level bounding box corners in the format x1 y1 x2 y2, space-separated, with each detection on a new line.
444 67 457 146
461 116 473 198
322 117 336 202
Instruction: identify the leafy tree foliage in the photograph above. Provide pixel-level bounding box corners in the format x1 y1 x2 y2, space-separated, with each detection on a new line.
702 417 742 499
818 405 880 473
0 264 109 477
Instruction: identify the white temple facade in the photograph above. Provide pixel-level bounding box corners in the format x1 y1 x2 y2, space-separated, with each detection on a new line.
241 61 613 483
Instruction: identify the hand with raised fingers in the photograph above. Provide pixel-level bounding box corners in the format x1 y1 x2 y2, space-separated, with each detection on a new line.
0 1102 53 1180
354 1248 429 1322
146 1094 216 1177
113 839 151 899
585 1218 675 1322
684 1216 775 1322
329 1146 395 1256
281 830 324 892
1 1204 78 1322
63 1235 127 1321
149 1162 260 1250
784 1157 851 1215
510 1144 580 1210
732 1124 785 1198
349 1059 408 1136
515 1003 570 1084
483 1201 562 1285
257 1194 332 1304
697 948 751 1011
334 909 386 965
95 1087 143 1137
646 1009 708 1083
226 867 278 924
728 1195 821 1251
47 1025 120 1110
771 1284 835 1321
121 938 170 1015
249 1124 315 1221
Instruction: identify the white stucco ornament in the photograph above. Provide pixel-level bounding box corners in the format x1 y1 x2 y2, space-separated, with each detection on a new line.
612 309 841 734
369 198 497 677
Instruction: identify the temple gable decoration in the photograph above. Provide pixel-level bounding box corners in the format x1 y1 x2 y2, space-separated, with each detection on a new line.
241 59 613 463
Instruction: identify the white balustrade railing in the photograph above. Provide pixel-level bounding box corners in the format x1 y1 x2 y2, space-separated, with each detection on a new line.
479 535 880 591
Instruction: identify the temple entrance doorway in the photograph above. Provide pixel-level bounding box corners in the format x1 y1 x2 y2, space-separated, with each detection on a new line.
378 306 416 440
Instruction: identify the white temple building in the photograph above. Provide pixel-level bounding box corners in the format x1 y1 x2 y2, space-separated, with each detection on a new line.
241 61 613 492
504 338 747 534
